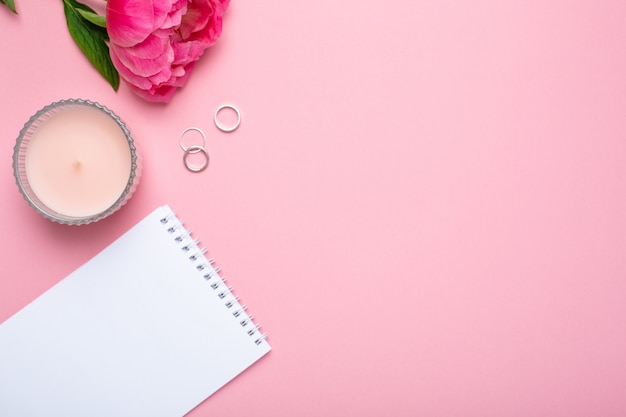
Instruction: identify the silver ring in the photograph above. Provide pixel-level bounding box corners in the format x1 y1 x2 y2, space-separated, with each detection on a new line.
179 127 206 152
214 104 241 132
183 145 209 172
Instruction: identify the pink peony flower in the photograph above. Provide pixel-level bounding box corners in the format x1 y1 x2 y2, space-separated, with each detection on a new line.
106 0 230 103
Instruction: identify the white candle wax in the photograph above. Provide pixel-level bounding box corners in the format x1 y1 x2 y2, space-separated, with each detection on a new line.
24 105 132 218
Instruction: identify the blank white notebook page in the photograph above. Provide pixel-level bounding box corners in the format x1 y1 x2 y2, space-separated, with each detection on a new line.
0 205 271 417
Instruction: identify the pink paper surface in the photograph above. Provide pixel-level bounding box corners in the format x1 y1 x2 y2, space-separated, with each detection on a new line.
1 1 626 416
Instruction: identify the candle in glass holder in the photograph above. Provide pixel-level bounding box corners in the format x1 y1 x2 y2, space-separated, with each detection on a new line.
13 99 140 225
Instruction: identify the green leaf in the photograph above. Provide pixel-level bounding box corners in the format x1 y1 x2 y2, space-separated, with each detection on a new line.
66 0 107 32
64 0 108 38
77 9 106 28
62 0 119 90
1 0 17 14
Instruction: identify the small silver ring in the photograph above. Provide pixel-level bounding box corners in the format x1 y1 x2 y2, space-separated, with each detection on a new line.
183 145 209 172
180 127 206 152
214 104 241 132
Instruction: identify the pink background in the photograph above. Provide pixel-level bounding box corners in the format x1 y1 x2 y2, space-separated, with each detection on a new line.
1 1 626 415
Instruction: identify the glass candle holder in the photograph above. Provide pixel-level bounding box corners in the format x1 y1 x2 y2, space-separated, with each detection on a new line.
13 99 141 225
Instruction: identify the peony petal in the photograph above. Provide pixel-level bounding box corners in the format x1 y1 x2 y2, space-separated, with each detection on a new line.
182 0 225 45
160 0 187 30
130 61 194 103
106 0 156 47
119 33 170 60
171 40 207 66
151 0 180 31
109 50 153 90
178 0 212 39
110 41 174 77
129 83 178 103
148 65 176 85
170 62 195 87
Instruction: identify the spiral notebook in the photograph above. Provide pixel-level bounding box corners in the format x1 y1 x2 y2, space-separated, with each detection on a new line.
0 205 271 416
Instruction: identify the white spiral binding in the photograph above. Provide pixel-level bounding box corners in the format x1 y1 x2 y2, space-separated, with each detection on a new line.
160 213 268 346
